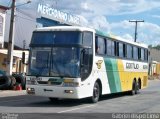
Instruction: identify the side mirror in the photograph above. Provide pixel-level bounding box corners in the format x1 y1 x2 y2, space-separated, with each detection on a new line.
22 52 25 64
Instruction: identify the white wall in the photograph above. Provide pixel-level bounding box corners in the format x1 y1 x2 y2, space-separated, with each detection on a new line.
0 9 6 48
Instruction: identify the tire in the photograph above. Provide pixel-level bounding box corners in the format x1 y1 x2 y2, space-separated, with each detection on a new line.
130 80 138 95
0 76 12 90
136 81 140 94
9 76 16 90
91 82 100 103
49 97 59 102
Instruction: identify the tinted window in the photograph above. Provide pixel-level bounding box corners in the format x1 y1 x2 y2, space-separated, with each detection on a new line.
83 32 92 46
107 39 112 55
31 31 82 45
141 48 145 61
96 37 105 54
127 44 132 59
123 44 126 57
118 42 123 57
111 41 116 56
133 46 138 60
138 48 141 60
144 49 148 61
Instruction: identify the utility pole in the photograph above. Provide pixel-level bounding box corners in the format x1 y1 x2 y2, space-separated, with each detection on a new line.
7 0 16 75
23 40 26 50
129 20 144 42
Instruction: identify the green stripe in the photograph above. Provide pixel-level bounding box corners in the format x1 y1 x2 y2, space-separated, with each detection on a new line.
104 58 122 93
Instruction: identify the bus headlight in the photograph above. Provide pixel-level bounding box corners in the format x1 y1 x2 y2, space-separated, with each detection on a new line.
26 80 38 85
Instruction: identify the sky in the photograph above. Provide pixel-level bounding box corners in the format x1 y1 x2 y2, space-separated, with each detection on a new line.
0 0 160 48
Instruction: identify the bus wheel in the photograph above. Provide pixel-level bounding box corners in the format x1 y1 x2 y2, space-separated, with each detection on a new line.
49 97 59 102
131 80 137 95
91 82 100 103
136 81 140 94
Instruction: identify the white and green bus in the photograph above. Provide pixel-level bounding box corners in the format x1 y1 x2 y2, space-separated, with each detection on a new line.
26 26 149 103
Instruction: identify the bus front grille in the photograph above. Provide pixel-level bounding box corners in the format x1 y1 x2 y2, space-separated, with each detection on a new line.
37 81 62 85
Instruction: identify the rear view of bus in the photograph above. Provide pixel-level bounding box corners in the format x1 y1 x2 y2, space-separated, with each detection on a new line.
26 26 97 102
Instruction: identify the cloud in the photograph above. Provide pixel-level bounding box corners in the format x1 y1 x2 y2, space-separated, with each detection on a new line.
89 15 110 33
109 20 160 45
152 15 160 19
122 34 134 42
17 0 160 16
3 0 160 48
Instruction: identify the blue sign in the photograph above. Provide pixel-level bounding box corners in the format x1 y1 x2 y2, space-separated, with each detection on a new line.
37 3 80 26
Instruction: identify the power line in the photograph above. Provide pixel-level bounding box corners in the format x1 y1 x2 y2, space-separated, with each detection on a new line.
16 8 36 20
6 10 36 23
16 15 36 22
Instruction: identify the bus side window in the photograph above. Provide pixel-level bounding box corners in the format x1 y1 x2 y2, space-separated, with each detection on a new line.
144 49 148 61
96 36 105 55
112 41 116 56
133 46 138 60
123 44 126 58
83 32 93 46
118 42 123 58
138 48 141 60
107 39 112 56
95 36 98 53
141 48 145 61
127 44 132 59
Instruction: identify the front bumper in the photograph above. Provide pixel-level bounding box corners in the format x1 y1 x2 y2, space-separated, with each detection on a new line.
26 85 82 99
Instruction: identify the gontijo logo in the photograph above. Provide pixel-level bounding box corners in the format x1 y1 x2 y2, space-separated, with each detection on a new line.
96 60 103 69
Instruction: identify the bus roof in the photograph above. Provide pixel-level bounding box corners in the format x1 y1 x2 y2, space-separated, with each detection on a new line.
95 29 148 49
35 26 95 33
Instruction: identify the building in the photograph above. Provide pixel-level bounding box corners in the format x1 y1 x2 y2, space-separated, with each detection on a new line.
150 48 160 62
149 48 160 77
0 5 29 74
36 3 80 27
0 5 8 48
0 3 81 74
0 49 29 73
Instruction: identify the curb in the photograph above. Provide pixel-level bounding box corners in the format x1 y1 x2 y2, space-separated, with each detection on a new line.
0 90 26 97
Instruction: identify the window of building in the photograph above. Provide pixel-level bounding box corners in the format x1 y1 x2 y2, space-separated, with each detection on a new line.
0 15 3 36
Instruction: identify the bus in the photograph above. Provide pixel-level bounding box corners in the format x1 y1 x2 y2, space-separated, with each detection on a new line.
26 26 149 103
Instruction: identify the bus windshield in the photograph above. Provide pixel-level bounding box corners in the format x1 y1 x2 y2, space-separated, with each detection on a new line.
28 47 80 77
